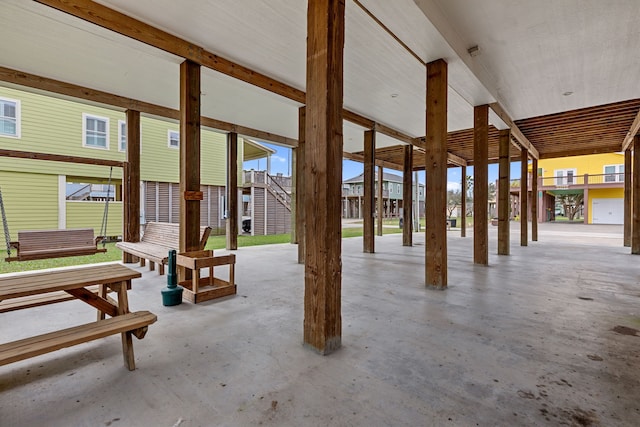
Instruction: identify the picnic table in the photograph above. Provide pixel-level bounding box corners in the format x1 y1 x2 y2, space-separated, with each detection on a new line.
0 264 157 371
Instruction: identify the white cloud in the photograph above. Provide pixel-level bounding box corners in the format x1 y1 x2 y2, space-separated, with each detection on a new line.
447 181 461 192
271 155 287 163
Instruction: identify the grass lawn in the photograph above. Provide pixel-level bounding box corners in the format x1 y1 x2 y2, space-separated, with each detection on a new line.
1 226 406 273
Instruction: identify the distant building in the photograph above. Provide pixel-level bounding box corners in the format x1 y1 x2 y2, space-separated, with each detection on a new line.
342 171 425 219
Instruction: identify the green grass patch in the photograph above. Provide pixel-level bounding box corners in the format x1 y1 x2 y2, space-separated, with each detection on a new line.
205 233 293 250
0 227 409 274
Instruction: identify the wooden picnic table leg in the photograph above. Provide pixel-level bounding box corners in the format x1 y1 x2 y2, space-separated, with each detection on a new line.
114 280 135 370
96 284 107 321
139 258 146 268
149 261 155 272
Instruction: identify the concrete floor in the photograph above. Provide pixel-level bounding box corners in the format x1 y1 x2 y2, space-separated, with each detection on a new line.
1 223 639 426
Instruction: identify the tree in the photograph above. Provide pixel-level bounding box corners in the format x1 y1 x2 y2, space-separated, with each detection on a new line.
465 175 474 216
447 189 462 217
556 193 584 220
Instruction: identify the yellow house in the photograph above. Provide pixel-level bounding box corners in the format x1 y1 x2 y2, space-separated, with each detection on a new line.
536 153 625 224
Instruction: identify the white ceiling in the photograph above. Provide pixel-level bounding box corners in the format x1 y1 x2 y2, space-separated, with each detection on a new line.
1 0 638 154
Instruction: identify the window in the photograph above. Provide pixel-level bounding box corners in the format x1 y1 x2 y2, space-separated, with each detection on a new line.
0 97 20 138
555 168 577 186
168 130 179 148
396 183 401 193
604 164 624 183
118 120 126 152
83 114 109 149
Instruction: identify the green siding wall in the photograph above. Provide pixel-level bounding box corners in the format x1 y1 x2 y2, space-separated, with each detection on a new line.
0 86 239 186
66 201 123 236
0 170 58 241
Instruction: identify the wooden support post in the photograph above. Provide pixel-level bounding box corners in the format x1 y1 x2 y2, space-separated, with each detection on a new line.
520 149 528 246
303 0 344 354
377 165 384 236
624 148 631 247
363 130 375 253
473 105 488 265
226 132 238 250
461 165 467 238
123 110 140 263
291 147 297 244
402 144 413 246
297 107 306 264
632 136 640 254
179 60 201 283
498 129 510 255
425 59 448 289
531 157 538 242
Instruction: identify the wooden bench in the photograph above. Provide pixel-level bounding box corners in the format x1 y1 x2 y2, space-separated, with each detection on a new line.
116 222 212 275
0 264 156 370
5 228 106 262
0 311 156 367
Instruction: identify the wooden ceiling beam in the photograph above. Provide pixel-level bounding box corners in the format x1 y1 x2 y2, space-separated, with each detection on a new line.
0 66 297 147
36 0 414 147
447 152 467 167
343 151 402 171
621 108 640 151
489 103 539 159
0 149 124 167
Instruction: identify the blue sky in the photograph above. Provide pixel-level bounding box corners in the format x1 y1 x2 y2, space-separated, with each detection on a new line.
244 142 522 191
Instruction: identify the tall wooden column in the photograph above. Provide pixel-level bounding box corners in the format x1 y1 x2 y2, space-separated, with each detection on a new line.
123 109 140 263
297 107 306 264
497 129 510 255
402 144 413 246
291 147 297 244
226 132 238 250
624 148 631 247
363 130 375 253
473 105 488 265
632 136 640 254
304 0 344 354
425 59 448 289
520 149 528 246
461 165 467 237
531 157 538 242
179 60 201 277
377 165 384 236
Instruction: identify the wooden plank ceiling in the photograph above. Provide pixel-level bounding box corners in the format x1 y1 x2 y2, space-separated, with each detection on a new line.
366 98 640 169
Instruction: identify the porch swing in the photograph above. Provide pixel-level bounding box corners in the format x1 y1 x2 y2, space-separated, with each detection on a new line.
2 168 114 262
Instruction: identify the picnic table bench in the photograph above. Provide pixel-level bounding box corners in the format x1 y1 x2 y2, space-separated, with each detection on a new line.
116 222 211 275
0 264 156 371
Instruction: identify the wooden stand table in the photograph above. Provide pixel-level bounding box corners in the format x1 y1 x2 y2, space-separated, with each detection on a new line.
176 250 236 303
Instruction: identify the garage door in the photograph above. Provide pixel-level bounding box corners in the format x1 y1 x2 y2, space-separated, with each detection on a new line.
592 198 623 224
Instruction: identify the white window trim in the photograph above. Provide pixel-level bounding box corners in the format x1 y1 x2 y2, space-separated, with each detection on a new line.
603 164 624 183
82 113 110 150
168 129 179 149
118 120 126 152
0 96 21 139
554 168 577 186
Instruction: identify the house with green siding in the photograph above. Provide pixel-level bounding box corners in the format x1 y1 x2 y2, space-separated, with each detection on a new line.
0 85 264 241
